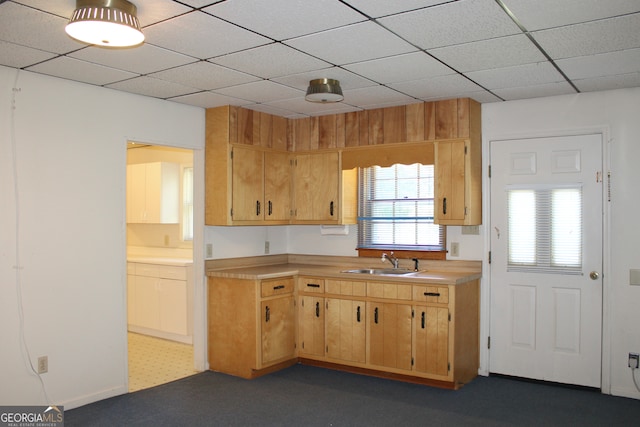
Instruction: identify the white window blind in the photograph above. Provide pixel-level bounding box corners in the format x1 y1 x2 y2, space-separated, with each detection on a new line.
358 164 445 250
507 185 582 274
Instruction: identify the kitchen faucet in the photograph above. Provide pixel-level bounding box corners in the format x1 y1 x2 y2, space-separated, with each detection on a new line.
381 252 399 269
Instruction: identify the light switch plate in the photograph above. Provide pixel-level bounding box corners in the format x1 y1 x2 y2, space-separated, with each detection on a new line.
630 269 640 286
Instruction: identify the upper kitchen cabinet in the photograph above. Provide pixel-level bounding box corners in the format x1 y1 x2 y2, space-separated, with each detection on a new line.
434 99 482 225
205 106 291 225
291 151 357 225
126 162 179 224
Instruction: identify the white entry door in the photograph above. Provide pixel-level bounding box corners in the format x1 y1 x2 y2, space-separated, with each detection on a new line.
489 134 603 388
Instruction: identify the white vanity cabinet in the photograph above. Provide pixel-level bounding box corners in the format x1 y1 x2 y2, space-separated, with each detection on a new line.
127 260 193 344
126 162 180 224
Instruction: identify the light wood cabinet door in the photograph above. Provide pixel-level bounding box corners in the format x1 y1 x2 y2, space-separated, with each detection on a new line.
298 295 325 357
434 139 466 223
293 151 339 222
264 151 290 221
261 295 296 366
414 306 449 377
326 298 366 363
231 145 264 221
367 302 412 371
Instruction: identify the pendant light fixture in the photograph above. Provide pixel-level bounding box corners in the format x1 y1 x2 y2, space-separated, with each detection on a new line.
65 0 144 48
305 78 344 103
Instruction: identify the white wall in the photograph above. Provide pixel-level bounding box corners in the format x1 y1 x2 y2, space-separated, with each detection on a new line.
0 66 204 408
482 88 640 399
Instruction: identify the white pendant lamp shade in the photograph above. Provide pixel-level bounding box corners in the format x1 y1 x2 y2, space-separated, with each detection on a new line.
305 78 344 103
65 0 144 47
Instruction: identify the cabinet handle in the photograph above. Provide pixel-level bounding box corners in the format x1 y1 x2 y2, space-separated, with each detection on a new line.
356 306 361 323
273 285 285 290
424 292 441 297
265 305 270 322
329 201 334 216
374 307 379 324
306 283 320 288
315 302 320 318
421 311 425 329
256 200 261 216
443 197 447 215
268 200 272 216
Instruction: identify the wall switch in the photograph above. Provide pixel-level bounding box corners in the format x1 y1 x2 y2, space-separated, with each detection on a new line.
264 241 270 254
205 244 213 259
37 356 48 374
630 269 640 286
629 353 639 369
450 242 460 257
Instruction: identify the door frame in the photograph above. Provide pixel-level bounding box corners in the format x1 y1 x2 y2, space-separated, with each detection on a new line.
482 126 611 393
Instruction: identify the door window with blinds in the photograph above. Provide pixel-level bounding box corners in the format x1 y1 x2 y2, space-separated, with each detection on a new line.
507 184 582 274
358 163 445 250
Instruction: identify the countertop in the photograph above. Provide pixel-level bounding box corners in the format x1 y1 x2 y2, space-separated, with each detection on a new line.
128 257 193 267
207 263 480 285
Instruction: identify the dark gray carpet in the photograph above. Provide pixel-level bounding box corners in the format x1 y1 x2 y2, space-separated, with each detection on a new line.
66 364 639 426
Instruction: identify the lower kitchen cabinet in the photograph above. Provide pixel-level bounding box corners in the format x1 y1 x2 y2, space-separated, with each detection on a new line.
298 295 325 357
326 298 366 364
367 302 413 371
414 306 449 376
208 276 297 379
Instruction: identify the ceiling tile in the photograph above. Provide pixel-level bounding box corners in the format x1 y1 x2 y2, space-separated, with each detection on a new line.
0 2 85 54
341 0 450 18
429 34 546 72
106 76 199 99
532 14 640 59
150 62 259 90
502 0 640 31
178 1 225 8
343 51 452 84
389 74 484 99
272 67 376 92
266 98 361 117
11 0 72 17
493 81 577 100
379 0 521 49
206 0 365 41
168 90 254 109
341 85 415 108
210 44 330 79
573 72 640 93
214 80 304 103
465 62 566 90
556 48 640 80
142 11 271 59
135 0 195 26
70 44 195 75
285 21 417 66
0 41 57 68
25 56 138 86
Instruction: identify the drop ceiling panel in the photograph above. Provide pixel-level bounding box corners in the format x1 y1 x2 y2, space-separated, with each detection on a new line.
466 62 565 90
26 57 138 86
341 85 415 108
343 52 453 83
210 44 331 79
272 67 377 92
168 91 253 109
501 0 640 31
142 11 271 59
341 0 450 18
572 73 640 93
106 76 199 99
379 0 522 50
206 0 365 41
532 14 640 59
70 44 195 75
266 97 361 117
389 74 485 99
214 80 304 103
0 41 57 68
285 21 417 65
493 81 577 101
429 34 546 72
150 62 259 91
556 48 640 80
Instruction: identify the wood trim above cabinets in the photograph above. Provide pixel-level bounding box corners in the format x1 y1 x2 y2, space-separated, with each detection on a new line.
341 141 435 170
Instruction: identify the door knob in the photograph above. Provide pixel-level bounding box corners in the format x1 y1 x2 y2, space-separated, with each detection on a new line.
589 271 599 280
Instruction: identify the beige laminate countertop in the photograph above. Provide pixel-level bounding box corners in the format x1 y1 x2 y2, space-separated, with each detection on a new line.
128 257 193 267
206 263 480 286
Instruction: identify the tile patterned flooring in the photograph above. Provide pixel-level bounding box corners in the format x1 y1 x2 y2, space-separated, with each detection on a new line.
128 332 198 392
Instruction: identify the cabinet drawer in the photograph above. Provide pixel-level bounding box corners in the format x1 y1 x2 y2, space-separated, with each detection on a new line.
413 285 449 304
261 277 295 297
298 277 325 294
133 263 160 277
325 279 366 297
367 282 412 300
157 265 187 280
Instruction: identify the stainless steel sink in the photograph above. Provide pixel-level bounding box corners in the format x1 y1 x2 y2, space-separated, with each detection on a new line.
341 268 415 276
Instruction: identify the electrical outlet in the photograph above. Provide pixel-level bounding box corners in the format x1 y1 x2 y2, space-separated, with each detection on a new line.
205 244 213 258
37 356 48 374
264 241 270 254
450 242 460 257
629 353 639 369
